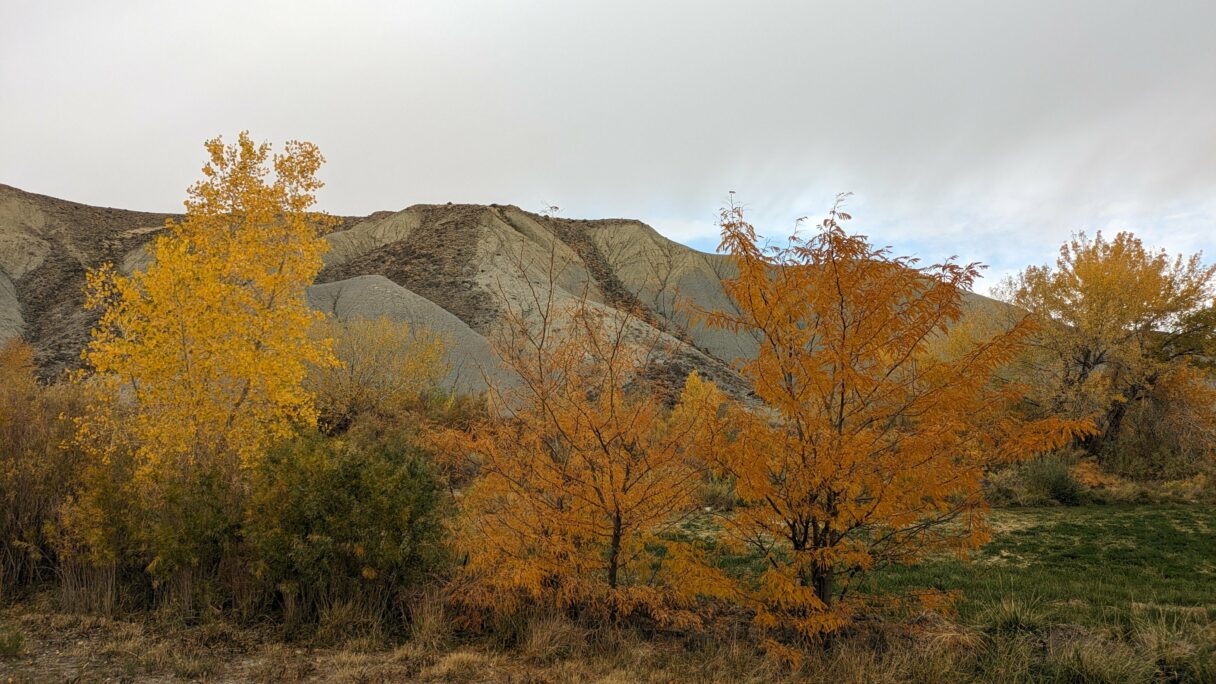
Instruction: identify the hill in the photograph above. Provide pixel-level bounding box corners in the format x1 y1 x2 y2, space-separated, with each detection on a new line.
0 184 753 396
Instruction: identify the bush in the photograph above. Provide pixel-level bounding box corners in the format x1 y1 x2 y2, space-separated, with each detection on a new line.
0 340 86 599
245 432 451 624
144 463 248 615
984 455 1088 507
696 475 738 511
52 438 143 615
307 316 447 435
1021 455 1086 506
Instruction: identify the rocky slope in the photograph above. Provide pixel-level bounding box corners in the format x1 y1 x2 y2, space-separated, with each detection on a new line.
0 184 755 396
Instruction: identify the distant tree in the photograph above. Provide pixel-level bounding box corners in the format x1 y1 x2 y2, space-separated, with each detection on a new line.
686 197 1087 643
998 231 1216 466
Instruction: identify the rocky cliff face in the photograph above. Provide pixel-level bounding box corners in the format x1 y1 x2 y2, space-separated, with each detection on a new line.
0 184 755 397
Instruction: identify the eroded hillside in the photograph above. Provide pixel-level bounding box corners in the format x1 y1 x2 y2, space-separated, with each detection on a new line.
0 185 753 397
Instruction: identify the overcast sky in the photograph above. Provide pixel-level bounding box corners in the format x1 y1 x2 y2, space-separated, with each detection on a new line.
3 1 1214 290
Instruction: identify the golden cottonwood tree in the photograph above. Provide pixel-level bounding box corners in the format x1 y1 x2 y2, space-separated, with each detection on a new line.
688 197 1087 640
435 256 721 623
998 231 1216 463
78 132 336 471
70 134 337 599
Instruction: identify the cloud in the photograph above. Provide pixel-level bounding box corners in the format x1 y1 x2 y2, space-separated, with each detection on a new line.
2 0 1213 289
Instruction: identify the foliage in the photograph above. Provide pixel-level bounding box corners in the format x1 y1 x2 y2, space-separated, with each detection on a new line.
308 316 447 434
68 132 337 605
1019 455 1086 506
5 505 1216 682
77 131 337 470
245 432 451 621
1112 363 1216 479
433 260 722 624
684 196 1089 640
998 231 1216 468
0 340 84 597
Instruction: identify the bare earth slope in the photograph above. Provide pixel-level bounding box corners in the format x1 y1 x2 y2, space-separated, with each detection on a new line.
0 184 176 371
0 185 753 397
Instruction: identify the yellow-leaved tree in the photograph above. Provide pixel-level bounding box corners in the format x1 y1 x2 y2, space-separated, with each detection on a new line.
70 133 337 605
997 231 1216 472
687 197 1089 643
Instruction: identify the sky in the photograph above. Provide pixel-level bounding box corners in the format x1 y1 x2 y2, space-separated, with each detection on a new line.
3 0 1214 292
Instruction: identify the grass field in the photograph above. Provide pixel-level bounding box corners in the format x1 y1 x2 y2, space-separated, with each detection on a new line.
860 505 1216 627
2 505 1214 682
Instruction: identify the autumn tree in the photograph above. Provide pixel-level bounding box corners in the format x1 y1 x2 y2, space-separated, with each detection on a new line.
435 249 721 623
307 315 447 434
72 133 337 604
998 231 1216 468
687 197 1086 641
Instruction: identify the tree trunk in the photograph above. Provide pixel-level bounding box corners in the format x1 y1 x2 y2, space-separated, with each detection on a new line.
813 566 834 607
606 509 622 589
1086 398 1130 459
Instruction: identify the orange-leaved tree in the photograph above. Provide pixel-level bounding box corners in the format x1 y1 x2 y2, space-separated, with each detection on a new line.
688 196 1089 640
71 133 337 599
434 251 723 624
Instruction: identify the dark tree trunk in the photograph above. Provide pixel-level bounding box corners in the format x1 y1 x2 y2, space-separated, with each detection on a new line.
813 566 834 607
607 510 622 589
1085 396 1132 459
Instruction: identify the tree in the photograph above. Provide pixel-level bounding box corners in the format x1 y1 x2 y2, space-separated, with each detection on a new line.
998 231 1216 464
73 133 337 602
79 131 335 469
688 197 1086 640
434 251 720 623
307 315 447 434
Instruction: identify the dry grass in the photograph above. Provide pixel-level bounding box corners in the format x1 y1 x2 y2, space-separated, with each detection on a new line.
408 587 452 651
1 599 1214 683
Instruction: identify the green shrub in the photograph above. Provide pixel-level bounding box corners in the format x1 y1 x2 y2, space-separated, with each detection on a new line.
1021 456 1085 506
245 432 451 623
144 463 248 615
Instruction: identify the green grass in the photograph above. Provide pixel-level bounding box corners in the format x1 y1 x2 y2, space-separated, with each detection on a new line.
856 505 1216 627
